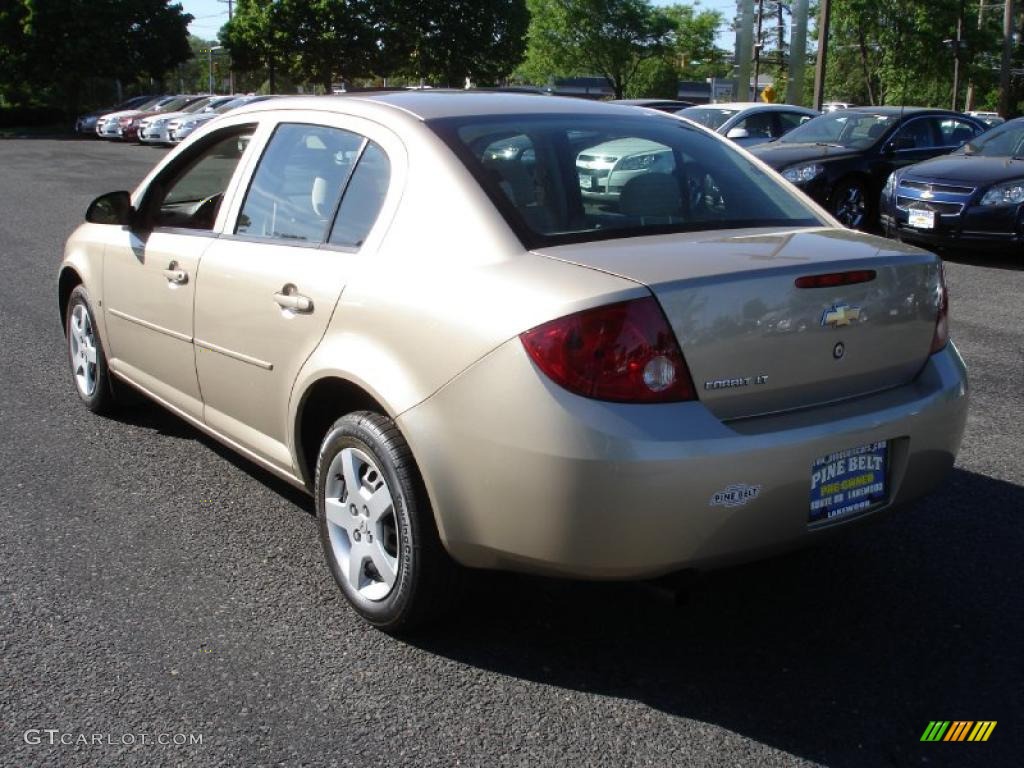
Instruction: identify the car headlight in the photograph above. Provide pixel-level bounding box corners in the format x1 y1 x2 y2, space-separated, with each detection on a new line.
616 153 659 171
881 172 897 199
782 163 824 183
980 180 1024 206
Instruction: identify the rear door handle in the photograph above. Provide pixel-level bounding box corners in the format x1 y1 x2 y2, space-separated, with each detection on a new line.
273 287 314 313
162 264 188 284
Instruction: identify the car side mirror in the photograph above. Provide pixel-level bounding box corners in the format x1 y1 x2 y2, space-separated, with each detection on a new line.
86 191 133 225
726 127 750 140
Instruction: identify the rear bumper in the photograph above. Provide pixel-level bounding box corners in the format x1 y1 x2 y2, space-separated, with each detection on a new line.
398 339 968 579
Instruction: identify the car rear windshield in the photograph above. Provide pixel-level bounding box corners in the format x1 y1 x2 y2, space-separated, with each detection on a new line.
677 107 739 129
963 121 1024 156
429 113 821 247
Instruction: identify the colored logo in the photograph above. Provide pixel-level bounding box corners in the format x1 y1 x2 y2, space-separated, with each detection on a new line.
920 721 996 742
821 304 862 328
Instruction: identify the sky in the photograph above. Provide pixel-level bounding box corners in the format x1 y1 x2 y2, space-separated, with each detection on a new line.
180 0 740 47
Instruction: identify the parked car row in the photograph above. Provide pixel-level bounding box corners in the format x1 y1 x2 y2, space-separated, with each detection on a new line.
79 94 272 145
747 107 989 231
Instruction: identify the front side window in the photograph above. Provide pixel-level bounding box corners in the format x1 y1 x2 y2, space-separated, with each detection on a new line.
777 111 813 132
144 127 254 231
892 118 939 150
677 107 739 130
431 113 821 247
237 123 364 243
735 112 776 139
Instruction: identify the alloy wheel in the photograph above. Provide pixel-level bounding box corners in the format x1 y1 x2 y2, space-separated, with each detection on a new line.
834 184 866 229
323 447 400 601
69 304 98 397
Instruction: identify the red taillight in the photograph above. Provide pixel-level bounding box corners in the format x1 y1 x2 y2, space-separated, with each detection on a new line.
519 296 696 403
795 270 876 289
930 262 949 354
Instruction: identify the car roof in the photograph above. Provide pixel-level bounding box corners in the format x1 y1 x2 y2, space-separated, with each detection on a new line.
843 106 961 116
231 91 661 122
684 102 815 112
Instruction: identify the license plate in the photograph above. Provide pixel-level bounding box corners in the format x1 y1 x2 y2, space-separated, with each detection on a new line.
809 441 888 523
908 209 935 229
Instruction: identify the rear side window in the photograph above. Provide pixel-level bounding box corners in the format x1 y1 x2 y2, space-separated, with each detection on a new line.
236 123 363 243
328 141 391 248
430 113 820 247
938 118 981 147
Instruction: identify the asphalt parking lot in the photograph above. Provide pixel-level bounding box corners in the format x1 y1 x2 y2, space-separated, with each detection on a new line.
1 137 1021 768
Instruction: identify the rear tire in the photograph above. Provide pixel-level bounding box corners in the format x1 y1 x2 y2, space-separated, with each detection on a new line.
315 411 460 632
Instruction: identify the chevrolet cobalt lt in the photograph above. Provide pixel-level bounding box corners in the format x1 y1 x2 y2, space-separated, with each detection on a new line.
60 93 968 631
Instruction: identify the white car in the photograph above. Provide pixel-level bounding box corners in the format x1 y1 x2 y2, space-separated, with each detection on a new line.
139 96 236 145
95 96 174 139
167 95 273 144
677 103 819 147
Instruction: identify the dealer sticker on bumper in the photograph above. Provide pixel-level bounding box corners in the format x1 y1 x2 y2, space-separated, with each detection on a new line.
809 441 888 523
908 209 935 229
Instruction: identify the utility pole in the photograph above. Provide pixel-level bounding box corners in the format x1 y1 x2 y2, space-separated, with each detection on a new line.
753 0 765 100
1000 0 1014 117
737 0 755 101
218 0 234 93
812 0 832 111
787 0 809 105
953 0 965 111
777 1 786 75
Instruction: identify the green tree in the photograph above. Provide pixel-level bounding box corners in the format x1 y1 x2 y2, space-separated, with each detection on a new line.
1 1 192 110
278 0 390 91
818 0 1014 109
519 0 675 98
401 0 529 86
220 0 291 92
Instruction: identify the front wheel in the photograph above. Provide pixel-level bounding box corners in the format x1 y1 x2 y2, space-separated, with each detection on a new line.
66 285 117 414
831 179 870 230
315 411 459 632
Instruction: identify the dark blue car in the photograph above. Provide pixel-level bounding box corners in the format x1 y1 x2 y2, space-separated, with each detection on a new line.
880 117 1024 252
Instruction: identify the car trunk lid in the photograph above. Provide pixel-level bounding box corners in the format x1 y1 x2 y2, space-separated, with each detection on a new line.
533 227 941 420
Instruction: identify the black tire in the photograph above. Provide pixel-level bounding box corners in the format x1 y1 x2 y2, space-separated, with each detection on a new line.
65 285 117 414
831 178 870 230
315 411 460 632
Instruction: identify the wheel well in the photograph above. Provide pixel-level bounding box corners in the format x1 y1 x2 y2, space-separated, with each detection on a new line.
295 377 387 489
58 267 83 332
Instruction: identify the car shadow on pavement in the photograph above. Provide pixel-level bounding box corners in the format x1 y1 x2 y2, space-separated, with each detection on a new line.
109 398 314 513
406 467 1022 768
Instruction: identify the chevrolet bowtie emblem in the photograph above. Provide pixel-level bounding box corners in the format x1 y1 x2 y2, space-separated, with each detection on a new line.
920 187 935 200
821 304 863 327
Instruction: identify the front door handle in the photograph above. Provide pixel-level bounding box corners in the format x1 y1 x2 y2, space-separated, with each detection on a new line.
273 286 314 313
162 262 188 285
